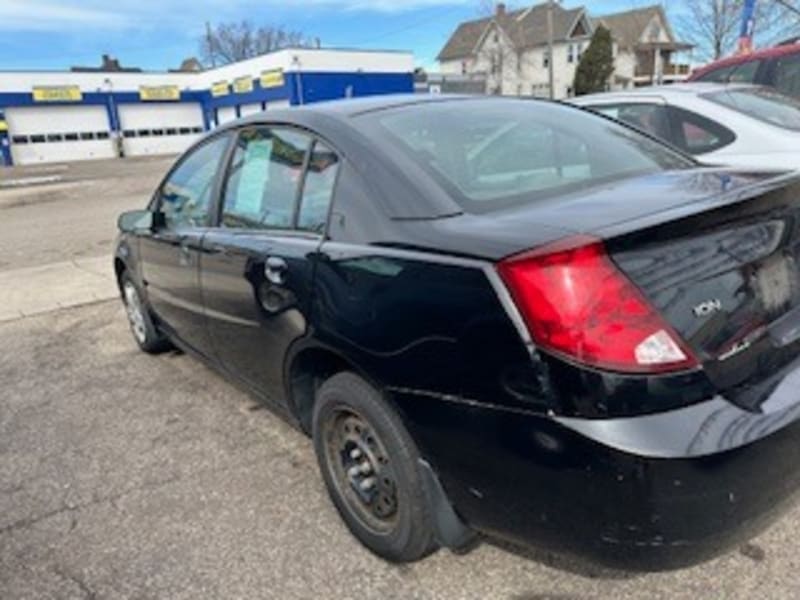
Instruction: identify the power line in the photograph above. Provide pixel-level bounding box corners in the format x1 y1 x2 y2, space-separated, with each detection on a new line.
349 5 466 47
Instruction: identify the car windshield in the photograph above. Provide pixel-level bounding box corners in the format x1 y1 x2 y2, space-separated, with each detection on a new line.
704 87 800 131
362 99 693 213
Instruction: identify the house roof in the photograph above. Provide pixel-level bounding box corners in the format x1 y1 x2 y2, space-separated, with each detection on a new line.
596 5 689 50
437 3 692 63
437 4 588 62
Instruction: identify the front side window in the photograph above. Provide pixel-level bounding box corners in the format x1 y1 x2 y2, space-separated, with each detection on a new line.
365 100 692 213
159 134 230 229
704 87 800 131
221 127 311 230
298 141 339 234
695 64 737 83
728 60 761 83
775 53 800 97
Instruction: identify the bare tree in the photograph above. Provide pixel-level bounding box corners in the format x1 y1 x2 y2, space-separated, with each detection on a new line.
760 0 800 45
678 0 799 61
200 21 318 67
679 0 745 61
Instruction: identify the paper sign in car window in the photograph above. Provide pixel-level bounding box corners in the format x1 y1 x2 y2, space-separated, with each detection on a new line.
237 139 273 216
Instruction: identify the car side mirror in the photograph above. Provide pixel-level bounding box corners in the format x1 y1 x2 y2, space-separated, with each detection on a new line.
117 209 162 233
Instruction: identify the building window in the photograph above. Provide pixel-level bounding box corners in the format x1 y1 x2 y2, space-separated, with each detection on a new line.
461 60 467 75
568 44 575 63
543 51 550 68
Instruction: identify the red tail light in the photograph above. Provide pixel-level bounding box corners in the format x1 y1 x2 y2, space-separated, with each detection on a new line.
497 236 699 374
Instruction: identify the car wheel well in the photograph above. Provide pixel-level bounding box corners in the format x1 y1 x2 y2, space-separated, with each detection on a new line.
288 348 360 435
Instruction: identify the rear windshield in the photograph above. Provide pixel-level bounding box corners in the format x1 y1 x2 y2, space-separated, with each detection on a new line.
361 99 693 213
704 87 800 131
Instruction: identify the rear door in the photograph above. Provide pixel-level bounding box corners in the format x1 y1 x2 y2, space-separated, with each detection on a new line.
201 125 340 403
139 132 232 355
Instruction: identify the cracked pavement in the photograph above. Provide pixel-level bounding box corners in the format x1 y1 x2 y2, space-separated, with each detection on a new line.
2 158 800 599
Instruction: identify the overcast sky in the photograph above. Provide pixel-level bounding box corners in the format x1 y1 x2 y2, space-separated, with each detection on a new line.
0 0 681 72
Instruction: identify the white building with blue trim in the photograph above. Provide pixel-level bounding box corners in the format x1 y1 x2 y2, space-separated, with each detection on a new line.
0 48 414 167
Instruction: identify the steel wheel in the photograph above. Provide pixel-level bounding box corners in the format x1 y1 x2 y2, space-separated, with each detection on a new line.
322 407 399 534
123 280 147 345
313 372 438 561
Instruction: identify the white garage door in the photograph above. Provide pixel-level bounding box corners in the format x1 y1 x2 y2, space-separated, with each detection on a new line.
6 105 115 165
267 100 291 110
239 103 262 117
216 106 237 125
119 103 204 157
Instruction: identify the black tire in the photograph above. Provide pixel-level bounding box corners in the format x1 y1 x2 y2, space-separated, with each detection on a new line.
120 271 171 354
312 372 437 562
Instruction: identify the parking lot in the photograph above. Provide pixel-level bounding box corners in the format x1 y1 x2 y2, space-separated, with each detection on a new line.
2 158 800 599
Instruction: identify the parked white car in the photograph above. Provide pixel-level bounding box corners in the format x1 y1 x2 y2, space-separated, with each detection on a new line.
570 83 800 170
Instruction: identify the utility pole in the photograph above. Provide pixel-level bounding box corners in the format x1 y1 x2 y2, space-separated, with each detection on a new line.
547 0 555 99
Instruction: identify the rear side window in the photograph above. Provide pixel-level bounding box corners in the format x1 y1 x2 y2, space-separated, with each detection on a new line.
667 107 736 155
704 87 800 131
364 100 692 213
775 53 800 97
589 103 671 141
221 127 311 230
298 141 339 234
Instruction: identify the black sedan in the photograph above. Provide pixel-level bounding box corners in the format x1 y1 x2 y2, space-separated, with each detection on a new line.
114 95 800 570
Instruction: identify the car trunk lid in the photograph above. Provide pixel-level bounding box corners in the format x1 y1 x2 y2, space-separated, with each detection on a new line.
605 171 800 409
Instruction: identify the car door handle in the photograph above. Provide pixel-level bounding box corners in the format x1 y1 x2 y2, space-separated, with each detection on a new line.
265 256 288 284
178 242 194 267
206 243 230 256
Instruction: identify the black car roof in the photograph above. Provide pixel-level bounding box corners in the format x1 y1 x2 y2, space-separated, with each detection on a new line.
289 93 476 117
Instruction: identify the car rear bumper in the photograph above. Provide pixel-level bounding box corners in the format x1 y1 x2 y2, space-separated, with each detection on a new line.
394 391 800 570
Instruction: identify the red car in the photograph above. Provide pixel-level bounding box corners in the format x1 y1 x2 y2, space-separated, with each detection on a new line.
688 40 800 98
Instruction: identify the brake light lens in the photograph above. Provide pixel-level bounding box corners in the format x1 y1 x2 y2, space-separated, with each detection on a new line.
497 236 698 374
